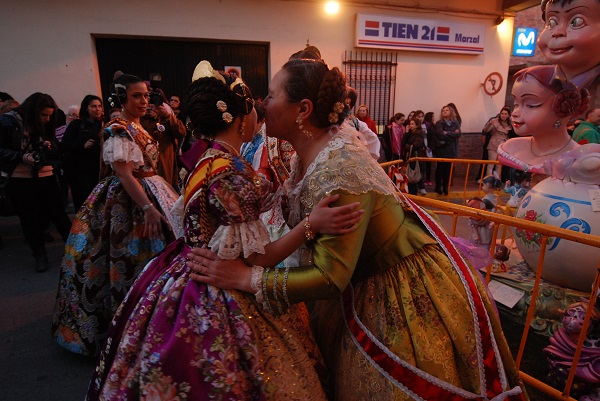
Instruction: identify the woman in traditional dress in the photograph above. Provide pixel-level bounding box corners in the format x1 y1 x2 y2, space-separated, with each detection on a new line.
86 61 362 401
52 73 181 357
189 58 528 401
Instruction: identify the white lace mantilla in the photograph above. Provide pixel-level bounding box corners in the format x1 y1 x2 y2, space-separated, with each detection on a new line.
145 175 184 239
285 125 401 228
102 134 144 168
208 220 271 259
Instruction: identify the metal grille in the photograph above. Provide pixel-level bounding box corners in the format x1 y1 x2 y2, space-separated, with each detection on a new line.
343 51 398 134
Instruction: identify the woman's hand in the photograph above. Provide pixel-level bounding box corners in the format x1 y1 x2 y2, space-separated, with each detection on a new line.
309 194 364 235
143 205 168 238
187 247 253 292
84 139 95 150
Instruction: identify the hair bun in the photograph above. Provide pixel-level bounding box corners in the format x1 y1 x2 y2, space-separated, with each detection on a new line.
553 89 586 118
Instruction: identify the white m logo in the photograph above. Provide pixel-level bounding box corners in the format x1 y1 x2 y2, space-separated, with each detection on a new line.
517 31 535 47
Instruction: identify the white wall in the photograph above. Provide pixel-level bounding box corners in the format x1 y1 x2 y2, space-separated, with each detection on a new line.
0 0 513 132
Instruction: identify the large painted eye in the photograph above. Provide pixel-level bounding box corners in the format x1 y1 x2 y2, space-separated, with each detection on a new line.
547 17 558 28
570 16 585 28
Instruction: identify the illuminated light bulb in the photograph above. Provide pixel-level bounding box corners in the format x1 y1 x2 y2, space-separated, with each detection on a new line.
324 1 339 15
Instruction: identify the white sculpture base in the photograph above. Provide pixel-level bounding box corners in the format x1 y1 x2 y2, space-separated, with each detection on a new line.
515 178 600 292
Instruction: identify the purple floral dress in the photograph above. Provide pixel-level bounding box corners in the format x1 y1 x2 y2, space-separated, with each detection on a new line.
86 140 327 401
52 119 180 357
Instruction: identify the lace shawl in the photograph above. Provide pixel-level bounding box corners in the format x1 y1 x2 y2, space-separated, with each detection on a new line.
286 125 402 228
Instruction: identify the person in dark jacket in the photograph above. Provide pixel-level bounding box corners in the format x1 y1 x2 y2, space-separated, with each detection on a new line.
0 92 72 271
433 105 461 195
60 95 104 212
401 118 426 195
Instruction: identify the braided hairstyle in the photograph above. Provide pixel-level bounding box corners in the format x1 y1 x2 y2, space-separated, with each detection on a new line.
108 73 144 108
186 72 254 139
281 58 349 128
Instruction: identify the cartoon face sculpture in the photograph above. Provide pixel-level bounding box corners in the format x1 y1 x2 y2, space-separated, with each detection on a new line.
538 0 600 79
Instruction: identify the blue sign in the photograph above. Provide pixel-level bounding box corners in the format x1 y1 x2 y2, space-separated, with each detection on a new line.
512 27 537 57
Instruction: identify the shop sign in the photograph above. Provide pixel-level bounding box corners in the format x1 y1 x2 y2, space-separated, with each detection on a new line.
356 13 486 55
512 27 537 57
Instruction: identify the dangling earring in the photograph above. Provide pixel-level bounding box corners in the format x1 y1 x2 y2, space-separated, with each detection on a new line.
239 115 247 137
296 115 313 138
554 119 561 130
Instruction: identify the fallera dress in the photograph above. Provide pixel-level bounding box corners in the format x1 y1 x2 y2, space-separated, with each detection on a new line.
52 118 181 357
85 139 327 401
259 125 527 400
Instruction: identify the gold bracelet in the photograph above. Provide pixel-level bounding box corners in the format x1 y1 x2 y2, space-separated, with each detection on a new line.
142 203 154 212
304 213 315 243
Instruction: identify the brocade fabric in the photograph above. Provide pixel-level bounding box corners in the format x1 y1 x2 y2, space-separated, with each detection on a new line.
51 120 179 357
85 141 328 401
263 126 527 400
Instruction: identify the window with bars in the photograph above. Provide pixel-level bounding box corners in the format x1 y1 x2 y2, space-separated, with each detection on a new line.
343 51 398 134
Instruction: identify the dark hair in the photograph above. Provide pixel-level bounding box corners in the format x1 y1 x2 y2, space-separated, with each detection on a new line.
347 87 358 109
0 92 14 102
289 45 324 63
186 71 254 139
108 73 144 108
513 170 532 185
14 92 57 140
79 95 103 122
482 174 502 189
254 101 265 122
498 106 512 125
281 58 349 128
407 118 423 134
424 112 434 123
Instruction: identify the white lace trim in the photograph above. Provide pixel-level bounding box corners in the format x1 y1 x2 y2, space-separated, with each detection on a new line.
208 220 271 259
102 134 144 168
144 176 183 239
285 125 399 227
250 265 265 303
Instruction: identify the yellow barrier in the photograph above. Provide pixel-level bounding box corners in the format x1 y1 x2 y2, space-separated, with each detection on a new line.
408 195 600 401
382 157 503 203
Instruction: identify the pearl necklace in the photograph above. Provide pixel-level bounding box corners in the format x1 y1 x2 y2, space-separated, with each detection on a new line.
212 139 240 156
530 136 572 157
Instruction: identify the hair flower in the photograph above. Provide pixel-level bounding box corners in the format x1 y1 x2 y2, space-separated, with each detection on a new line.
216 100 228 112
328 112 339 124
333 102 344 113
222 112 233 124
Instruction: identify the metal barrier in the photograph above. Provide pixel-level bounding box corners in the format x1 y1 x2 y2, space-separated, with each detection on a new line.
381 156 503 204
408 195 600 401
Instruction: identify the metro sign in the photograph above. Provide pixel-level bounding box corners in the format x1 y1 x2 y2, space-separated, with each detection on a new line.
512 27 537 57
356 14 486 55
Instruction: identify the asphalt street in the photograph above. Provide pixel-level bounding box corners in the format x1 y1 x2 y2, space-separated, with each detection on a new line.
0 214 95 401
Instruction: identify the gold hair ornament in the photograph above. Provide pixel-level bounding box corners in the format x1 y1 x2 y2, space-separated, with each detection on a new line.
192 60 226 83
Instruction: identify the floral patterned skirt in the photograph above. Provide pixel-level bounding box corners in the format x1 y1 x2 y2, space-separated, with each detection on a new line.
310 243 526 401
52 175 177 357
86 239 328 401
